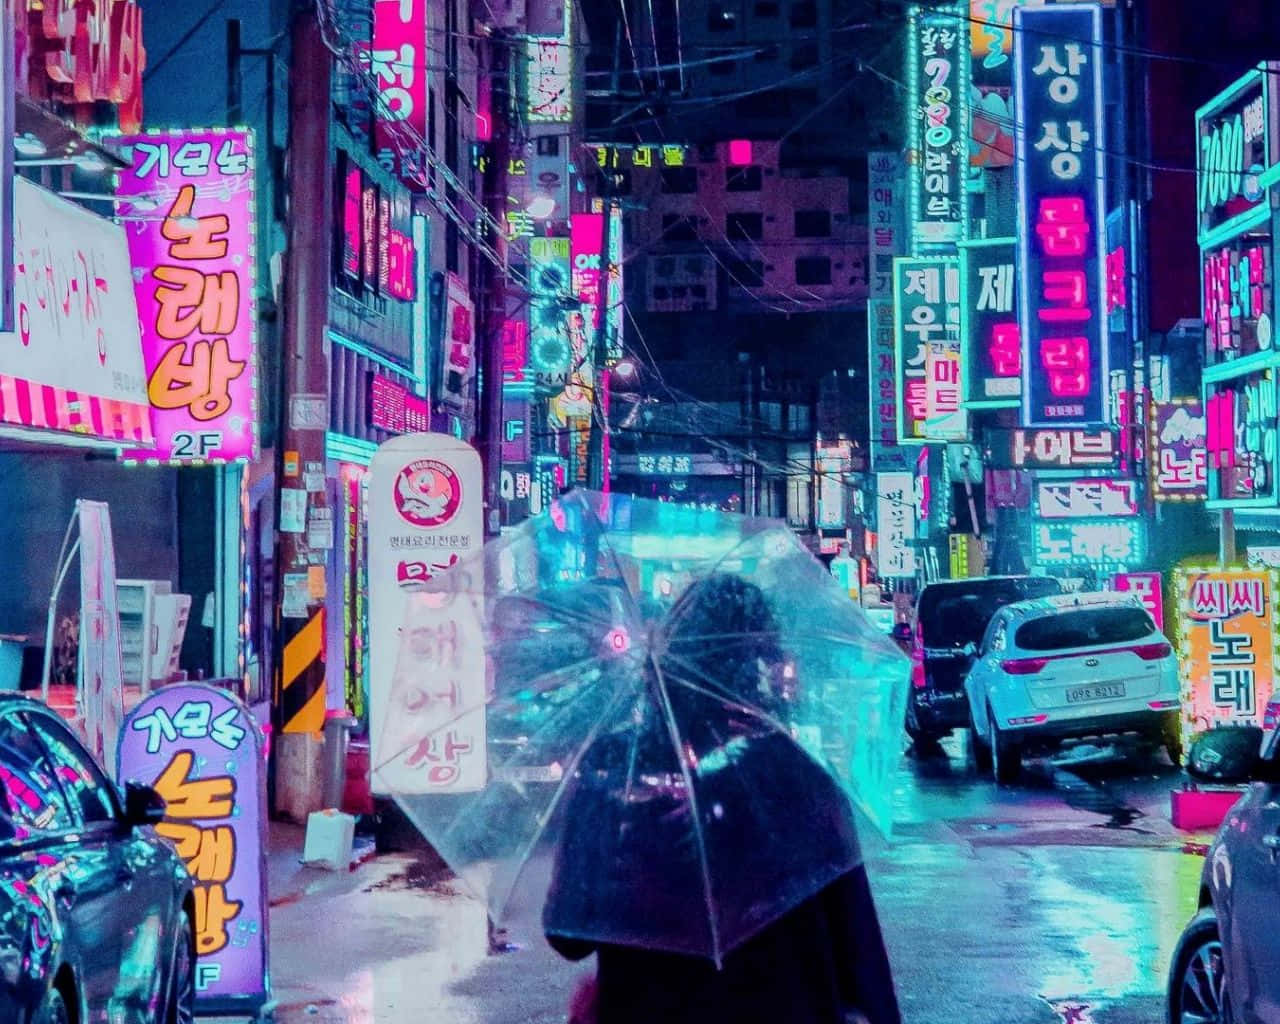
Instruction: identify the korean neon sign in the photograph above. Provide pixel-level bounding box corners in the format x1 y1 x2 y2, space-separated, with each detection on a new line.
969 0 1018 169
869 299 906 471
877 471 917 578
908 6 969 250
1033 518 1144 569
529 237 573 391
1036 479 1138 519
985 427 1119 470
115 128 259 464
1113 571 1164 631
1150 399 1207 502
1195 68 1272 249
893 256 966 442
528 2 573 124
960 237 1019 405
367 0 429 183
1014 4 1108 428
1202 237 1272 358
1206 371 1279 508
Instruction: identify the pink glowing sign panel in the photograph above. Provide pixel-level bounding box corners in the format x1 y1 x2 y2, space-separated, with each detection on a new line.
115 129 259 464
369 0 429 183
1114 571 1164 631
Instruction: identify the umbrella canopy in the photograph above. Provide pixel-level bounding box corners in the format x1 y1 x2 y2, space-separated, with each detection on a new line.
375 490 908 963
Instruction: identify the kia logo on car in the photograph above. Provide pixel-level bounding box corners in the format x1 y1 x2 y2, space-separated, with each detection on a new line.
1085 657 1100 667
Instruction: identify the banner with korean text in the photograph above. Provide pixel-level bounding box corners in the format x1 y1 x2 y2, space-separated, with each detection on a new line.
369 0 428 183
1150 399 1207 502
114 128 259 463
1176 568 1279 744
893 256 966 442
1114 571 1164 632
960 237 1020 406
868 152 906 299
876 471 917 578
1014 4 1108 427
909 5 968 250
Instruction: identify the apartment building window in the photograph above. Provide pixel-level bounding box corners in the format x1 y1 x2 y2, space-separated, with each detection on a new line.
708 3 737 30
725 257 765 287
661 166 699 193
661 214 700 242
795 256 832 285
790 1 818 28
726 165 763 191
727 211 764 241
794 209 831 237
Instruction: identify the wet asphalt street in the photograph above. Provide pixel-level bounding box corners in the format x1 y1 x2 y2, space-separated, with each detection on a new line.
257 733 1209 1024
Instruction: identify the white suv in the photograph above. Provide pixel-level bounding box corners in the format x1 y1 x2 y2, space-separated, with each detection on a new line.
964 592 1181 783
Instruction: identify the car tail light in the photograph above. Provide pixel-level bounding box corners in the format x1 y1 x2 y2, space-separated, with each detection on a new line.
1148 699 1180 710
911 661 927 689
1008 714 1048 726
1132 642 1173 661
1001 657 1048 675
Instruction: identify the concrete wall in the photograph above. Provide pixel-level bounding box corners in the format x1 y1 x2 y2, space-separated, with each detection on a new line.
0 454 179 642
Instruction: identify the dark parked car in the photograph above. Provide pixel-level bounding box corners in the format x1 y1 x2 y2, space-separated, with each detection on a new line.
1169 725 1280 1024
906 575 1063 743
0 696 194 1024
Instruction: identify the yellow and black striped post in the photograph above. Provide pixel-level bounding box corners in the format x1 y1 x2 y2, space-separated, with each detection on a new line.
279 608 326 734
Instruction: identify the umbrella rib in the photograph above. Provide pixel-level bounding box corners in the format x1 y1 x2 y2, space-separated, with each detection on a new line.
648 649 725 968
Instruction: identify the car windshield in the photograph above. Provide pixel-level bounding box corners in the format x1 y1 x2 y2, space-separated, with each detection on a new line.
1014 606 1156 652
918 578 1062 650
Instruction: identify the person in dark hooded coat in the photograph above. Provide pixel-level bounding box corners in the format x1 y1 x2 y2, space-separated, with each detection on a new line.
543 573 901 1024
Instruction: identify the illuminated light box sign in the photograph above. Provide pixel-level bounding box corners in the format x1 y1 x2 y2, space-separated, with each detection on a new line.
960 237 1020 405
368 0 429 183
908 5 969 250
869 152 907 299
118 686 268 1014
637 454 693 476
1206 371 1280 508
590 143 692 170
1195 67 1275 250
1014 4 1108 428
528 0 573 124
985 427 1119 470
969 0 1018 169
1113 571 1164 631
439 272 475 411
893 256 966 442
868 299 907 472
1175 567 1280 745
369 373 429 435
114 128 260 464
1202 235 1272 360
1150 398 1208 502
1036 479 1138 519
1033 518 1144 569
528 237 573 391
877 471 917 578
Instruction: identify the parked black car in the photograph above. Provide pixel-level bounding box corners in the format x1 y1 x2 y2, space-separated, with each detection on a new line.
1169 725 1280 1024
0 696 194 1024
906 575 1063 743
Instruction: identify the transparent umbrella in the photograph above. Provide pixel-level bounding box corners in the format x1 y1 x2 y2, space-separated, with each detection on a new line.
374 490 909 963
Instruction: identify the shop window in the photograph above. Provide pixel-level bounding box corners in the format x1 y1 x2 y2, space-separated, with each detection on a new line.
790 1 818 28
661 214 700 242
726 165 763 192
725 258 765 287
794 209 831 237
795 256 831 285
708 3 737 31
661 166 699 193
727 211 764 241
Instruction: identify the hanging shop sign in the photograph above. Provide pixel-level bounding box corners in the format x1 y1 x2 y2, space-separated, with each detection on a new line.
0 178 152 445
340 464 369 722
369 373 430 435
1113 571 1164 631
528 237 573 391
960 237 1020 406
113 128 258 463
79 501 125 773
527 0 573 124
868 152 907 299
117 685 269 1014
437 272 475 412
1195 67 1275 250
969 0 1017 168
1014 3 1108 428
637 453 694 476
1035 479 1138 519
868 299 907 472
1150 398 1208 502
1033 518 1144 569
1176 567 1280 743
367 0 429 183
893 256 966 442
908 5 969 250
1202 234 1273 361
1105 206 1134 401
1205 371 1280 508
335 153 417 303
571 212 605 343
817 443 853 530
368 434 484 795
984 427 1119 470
876 471 917 578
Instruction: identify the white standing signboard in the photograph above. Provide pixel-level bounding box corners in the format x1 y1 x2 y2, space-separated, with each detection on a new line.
79 501 125 774
368 434 485 795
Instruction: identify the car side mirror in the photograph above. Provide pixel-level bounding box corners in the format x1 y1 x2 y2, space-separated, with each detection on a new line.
1186 726 1266 785
122 781 167 828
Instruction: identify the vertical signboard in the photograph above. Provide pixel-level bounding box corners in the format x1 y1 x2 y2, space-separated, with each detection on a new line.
78 501 125 773
529 237 573 391
969 0 1017 168
1206 372 1280 508
369 0 429 183
571 212 604 341
877 471 917 578
439 272 476 411
118 685 269 1014
909 6 968 250
868 152 907 299
1177 568 1279 742
0 8 12 333
1196 68 1271 251
1150 398 1208 502
894 256 966 442
1014 4 1108 428
114 128 259 463
869 298 906 470
1113 571 1164 631
960 237 1020 406
368 434 484 794
528 0 572 123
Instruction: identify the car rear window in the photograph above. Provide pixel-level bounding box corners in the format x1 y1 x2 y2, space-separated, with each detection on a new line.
918 577 1062 649
1014 607 1156 652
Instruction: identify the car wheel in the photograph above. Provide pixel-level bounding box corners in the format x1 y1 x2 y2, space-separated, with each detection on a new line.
34 986 70 1024
167 913 196 1024
969 711 993 773
1168 908 1232 1024
1161 712 1185 767
904 699 940 746
989 707 1021 784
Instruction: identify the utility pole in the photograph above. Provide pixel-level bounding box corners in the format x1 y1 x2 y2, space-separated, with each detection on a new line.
270 10 333 814
477 31 511 535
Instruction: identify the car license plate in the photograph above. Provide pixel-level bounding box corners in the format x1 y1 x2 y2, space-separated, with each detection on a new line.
1065 682 1126 704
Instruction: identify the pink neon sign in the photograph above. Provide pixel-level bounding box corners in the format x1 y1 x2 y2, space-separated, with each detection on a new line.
369 0 429 183
115 129 259 464
1113 571 1164 631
